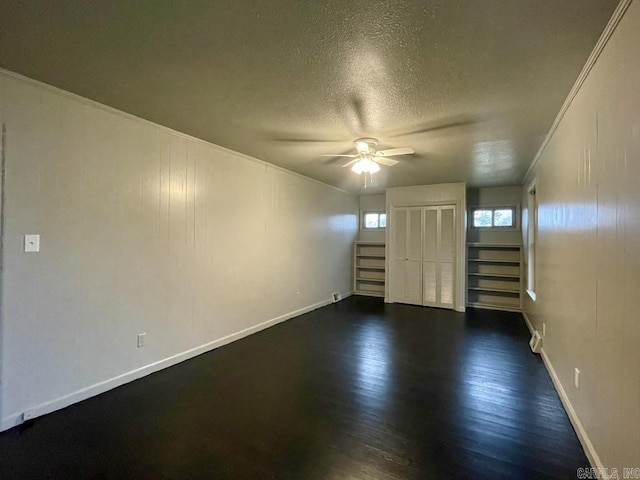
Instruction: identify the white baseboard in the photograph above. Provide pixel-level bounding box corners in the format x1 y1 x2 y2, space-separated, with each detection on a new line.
539 348 604 473
522 310 535 335
1 294 343 432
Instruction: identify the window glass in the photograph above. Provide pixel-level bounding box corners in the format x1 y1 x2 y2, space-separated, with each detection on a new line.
473 209 493 228
472 207 515 228
363 212 386 229
365 213 379 228
493 209 514 227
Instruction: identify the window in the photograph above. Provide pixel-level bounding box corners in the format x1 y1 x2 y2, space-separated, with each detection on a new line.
471 207 515 228
363 212 386 229
526 183 537 299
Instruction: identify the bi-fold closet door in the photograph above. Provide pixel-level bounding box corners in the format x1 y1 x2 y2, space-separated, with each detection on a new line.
392 208 423 305
392 206 456 309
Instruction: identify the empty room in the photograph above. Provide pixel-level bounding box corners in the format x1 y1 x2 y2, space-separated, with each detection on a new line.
0 1 638 479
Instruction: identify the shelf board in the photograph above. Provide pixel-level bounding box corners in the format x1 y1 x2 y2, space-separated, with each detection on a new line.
468 272 520 279
468 286 520 294
356 266 386 271
354 241 385 245
356 254 386 258
468 259 520 264
354 291 385 298
467 302 521 313
467 243 522 248
356 277 385 283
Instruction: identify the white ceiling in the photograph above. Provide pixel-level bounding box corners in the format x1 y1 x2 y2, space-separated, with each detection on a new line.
0 1 619 193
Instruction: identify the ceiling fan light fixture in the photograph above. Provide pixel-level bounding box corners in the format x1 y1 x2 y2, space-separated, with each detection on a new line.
351 155 380 174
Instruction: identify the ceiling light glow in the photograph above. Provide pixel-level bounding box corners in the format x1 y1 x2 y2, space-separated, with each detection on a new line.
351 155 380 174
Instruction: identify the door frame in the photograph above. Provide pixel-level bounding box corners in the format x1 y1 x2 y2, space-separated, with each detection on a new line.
388 200 465 311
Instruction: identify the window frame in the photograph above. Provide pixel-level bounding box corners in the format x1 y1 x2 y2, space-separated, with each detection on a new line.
526 181 537 300
361 211 387 230
469 205 518 230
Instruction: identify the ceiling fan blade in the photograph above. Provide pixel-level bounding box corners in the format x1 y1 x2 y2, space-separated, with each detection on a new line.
342 159 359 168
321 154 357 158
389 117 479 137
272 137 344 144
373 157 399 167
376 147 414 157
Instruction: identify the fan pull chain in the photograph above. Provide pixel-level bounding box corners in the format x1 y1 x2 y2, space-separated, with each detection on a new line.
363 171 374 188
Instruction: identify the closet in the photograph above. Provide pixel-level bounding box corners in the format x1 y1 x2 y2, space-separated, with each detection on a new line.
391 205 456 309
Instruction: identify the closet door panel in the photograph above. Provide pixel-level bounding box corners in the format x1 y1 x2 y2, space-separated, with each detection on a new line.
439 207 455 263
404 208 423 304
439 262 454 307
423 208 438 305
394 209 407 261
391 208 407 303
423 208 438 261
407 209 422 261
405 260 423 305
438 207 455 307
393 259 407 302
423 262 437 304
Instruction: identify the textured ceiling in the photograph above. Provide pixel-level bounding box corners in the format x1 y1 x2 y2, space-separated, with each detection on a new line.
0 0 619 193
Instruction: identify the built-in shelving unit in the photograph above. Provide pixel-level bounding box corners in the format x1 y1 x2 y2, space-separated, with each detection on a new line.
354 241 386 297
466 243 522 312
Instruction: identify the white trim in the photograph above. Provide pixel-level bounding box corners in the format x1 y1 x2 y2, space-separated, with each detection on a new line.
526 289 537 301
0 68 352 196
539 348 605 474
1 294 350 431
522 0 633 182
522 310 605 472
522 310 535 335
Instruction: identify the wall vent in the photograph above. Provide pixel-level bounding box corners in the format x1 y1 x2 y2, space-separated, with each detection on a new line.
529 331 542 354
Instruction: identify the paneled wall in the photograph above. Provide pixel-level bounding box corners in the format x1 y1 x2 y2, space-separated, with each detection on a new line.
521 0 639 470
0 72 358 429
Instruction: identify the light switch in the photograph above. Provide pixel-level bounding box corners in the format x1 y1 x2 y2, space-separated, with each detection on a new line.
24 234 40 253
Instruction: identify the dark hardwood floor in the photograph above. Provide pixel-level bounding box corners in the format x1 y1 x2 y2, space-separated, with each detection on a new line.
0 296 588 479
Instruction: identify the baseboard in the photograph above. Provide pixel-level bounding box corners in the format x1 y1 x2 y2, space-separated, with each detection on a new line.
1 294 341 432
522 310 535 335
539 348 604 474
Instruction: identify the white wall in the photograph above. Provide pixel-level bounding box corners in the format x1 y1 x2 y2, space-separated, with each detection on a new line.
0 71 358 429
358 194 386 242
521 0 639 471
385 183 466 311
467 186 522 245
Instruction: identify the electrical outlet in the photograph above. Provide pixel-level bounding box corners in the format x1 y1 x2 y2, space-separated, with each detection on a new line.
574 368 580 390
542 323 546 337
24 234 40 253
137 333 146 348
331 292 342 303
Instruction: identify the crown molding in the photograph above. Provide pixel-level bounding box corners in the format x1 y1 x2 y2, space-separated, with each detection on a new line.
522 0 633 183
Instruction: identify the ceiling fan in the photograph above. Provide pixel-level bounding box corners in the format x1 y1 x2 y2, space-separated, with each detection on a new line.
322 138 414 175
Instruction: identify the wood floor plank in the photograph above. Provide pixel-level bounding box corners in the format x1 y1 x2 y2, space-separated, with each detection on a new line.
0 296 589 479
